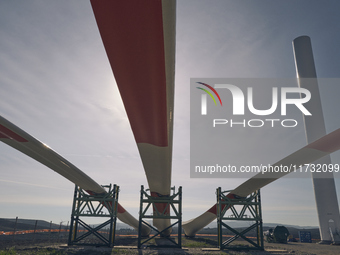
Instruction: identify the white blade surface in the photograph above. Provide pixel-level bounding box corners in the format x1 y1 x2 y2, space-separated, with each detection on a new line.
0 115 150 236
183 128 340 236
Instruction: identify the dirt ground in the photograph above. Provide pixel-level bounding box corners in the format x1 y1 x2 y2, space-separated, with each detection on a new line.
1 236 339 255
2 242 340 255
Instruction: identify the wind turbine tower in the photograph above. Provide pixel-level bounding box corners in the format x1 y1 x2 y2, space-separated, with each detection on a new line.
293 35 340 244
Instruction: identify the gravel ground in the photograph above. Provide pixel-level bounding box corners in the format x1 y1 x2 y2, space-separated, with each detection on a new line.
2 242 340 255
1 234 339 254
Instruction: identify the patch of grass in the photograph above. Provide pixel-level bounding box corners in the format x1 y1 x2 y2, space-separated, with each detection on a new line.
0 248 16 255
48 249 69 255
111 249 134 254
0 248 71 255
182 237 217 248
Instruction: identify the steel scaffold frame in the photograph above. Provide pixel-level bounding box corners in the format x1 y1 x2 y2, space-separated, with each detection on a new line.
68 184 119 247
217 188 264 251
138 185 182 248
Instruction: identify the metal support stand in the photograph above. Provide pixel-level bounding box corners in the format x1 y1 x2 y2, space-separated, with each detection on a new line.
217 188 264 251
138 185 182 248
68 184 119 247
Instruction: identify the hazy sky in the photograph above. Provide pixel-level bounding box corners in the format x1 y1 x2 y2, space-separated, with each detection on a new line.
1 0 340 227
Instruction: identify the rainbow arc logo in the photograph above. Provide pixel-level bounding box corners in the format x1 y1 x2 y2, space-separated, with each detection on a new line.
196 82 222 115
196 82 222 106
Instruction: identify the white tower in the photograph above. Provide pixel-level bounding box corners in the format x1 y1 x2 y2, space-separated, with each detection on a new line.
293 35 340 244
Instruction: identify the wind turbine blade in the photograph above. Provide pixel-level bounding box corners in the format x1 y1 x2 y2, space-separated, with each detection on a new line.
91 0 176 235
183 128 340 237
0 115 150 236
0 115 105 194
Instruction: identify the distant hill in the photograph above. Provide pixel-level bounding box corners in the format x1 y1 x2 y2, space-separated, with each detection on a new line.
262 223 318 229
0 218 61 232
0 218 320 240
0 218 134 232
202 220 318 229
199 221 320 240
